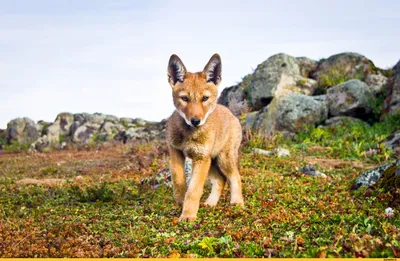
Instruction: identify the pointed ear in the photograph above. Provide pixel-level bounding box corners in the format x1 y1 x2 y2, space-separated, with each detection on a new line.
203 53 222 86
168 54 187 87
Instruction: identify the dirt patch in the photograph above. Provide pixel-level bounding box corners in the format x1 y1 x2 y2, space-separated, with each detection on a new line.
305 157 374 170
16 178 66 186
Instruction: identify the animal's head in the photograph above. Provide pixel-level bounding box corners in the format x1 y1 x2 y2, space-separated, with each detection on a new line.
167 53 222 127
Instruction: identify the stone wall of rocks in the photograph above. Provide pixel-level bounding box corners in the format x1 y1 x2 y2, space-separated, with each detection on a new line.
1 113 166 152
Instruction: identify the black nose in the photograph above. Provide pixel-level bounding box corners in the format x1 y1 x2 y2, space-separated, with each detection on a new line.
190 118 201 126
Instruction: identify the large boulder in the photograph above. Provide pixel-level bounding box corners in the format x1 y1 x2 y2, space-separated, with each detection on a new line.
327 80 374 118
384 60 400 115
45 112 74 144
115 120 166 143
382 130 400 155
312 52 377 84
6 117 40 145
30 135 50 152
72 123 99 144
253 93 328 135
100 122 125 136
296 57 318 78
86 113 107 125
248 53 317 110
104 114 119 124
364 74 388 95
218 85 248 116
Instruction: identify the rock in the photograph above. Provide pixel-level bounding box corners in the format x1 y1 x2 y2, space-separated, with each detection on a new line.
252 148 274 156
0 129 6 142
86 113 106 125
30 135 50 152
296 57 318 78
384 60 400 115
323 116 369 127
248 53 317 110
255 93 328 135
298 165 327 178
134 118 147 126
120 117 135 125
100 122 125 136
274 147 290 157
104 114 119 124
115 121 166 143
45 112 74 144
244 111 259 130
312 52 376 83
72 124 97 144
74 113 87 125
354 160 400 188
6 117 40 145
382 130 400 153
36 121 51 134
364 74 388 94
252 147 290 157
142 158 192 189
218 85 248 116
327 80 374 118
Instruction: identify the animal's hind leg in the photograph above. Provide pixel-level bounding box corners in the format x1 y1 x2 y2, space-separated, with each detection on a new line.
204 164 226 207
217 151 244 206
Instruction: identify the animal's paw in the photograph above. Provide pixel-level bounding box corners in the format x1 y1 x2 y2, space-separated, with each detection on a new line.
204 199 218 207
178 215 196 222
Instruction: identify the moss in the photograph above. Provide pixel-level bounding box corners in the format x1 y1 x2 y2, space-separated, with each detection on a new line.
296 79 307 86
377 163 400 207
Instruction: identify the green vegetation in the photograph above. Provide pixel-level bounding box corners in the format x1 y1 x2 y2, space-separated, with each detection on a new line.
317 67 351 93
0 115 399 257
294 113 400 162
2 141 31 153
316 65 366 94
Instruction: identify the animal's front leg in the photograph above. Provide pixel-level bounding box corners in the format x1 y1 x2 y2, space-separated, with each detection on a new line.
169 147 186 205
179 157 211 222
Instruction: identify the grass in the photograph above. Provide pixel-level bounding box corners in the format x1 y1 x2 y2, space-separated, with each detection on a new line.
0 117 399 257
294 113 400 162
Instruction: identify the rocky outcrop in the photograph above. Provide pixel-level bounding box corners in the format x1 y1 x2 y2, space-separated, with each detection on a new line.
382 130 400 155
254 93 327 135
45 112 74 144
364 74 388 95
3 112 167 152
6 118 40 145
295 57 318 78
312 52 377 83
327 80 374 118
384 60 400 115
217 85 247 116
247 53 317 110
217 74 252 116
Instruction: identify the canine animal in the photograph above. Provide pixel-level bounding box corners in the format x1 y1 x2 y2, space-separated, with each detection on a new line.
166 53 244 222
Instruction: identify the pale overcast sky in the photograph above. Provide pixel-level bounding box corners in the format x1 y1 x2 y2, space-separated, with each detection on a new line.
1 0 399 128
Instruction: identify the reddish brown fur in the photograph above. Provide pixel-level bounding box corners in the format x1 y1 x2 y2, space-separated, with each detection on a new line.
166 54 244 222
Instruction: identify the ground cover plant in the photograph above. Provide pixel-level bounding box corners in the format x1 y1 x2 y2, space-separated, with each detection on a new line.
0 115 399 257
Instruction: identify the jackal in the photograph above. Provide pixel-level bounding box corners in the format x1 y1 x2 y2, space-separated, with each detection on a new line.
166 53 244 222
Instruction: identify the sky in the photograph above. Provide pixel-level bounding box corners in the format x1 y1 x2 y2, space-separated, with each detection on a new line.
1 0 400 128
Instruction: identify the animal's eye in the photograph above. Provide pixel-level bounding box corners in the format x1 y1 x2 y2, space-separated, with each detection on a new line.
202 96 209 102
181 96 189 102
